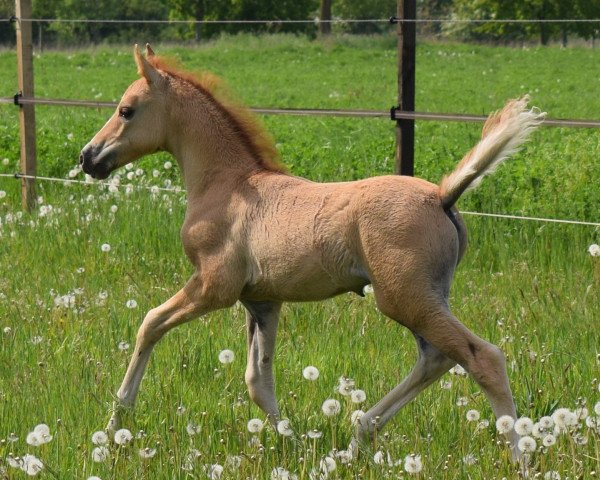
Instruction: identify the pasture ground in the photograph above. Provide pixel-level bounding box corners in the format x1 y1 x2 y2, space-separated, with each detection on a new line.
0 34 598 479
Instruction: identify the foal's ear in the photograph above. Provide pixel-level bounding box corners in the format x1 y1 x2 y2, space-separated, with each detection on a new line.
133 44 162 86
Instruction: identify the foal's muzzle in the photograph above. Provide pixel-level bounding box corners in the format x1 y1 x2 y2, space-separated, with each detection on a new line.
79 143 115 180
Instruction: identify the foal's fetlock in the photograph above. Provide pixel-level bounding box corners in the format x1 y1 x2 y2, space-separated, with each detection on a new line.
106 402 131 436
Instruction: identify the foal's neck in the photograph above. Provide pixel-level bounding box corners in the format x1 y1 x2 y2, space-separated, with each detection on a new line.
165 84 267 198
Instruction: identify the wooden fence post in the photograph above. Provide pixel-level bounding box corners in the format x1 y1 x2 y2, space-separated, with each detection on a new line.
15 0 37 211
319 0 332 36
395 0 416 176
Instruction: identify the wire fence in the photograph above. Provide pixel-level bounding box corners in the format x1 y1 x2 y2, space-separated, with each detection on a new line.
1 172 598 227
2 96 600 128
4 17 600 25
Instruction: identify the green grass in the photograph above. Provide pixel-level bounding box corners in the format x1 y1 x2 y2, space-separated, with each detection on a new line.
0 34 599 479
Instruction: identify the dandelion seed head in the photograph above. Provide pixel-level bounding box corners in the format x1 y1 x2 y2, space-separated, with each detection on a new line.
91 431 108 445
277 419 293 436
456 396 468 406
539 416 554 429
218 349 235 364
440 380 452 389
125 299 137 309
320 456 336 472
87 476 102 480
517 435 537 453
462 454 476 465
542 434 556 447
303 366 320 381
92 446 110 462
139 447 157 459
552 408 577 428
247 418 264 434
337 376 355 396
496 415 515 434
26 431 41 446
114 428 133 445
21 454 44 476
350 409 365 425
515 417 534 435
403 454 423 474
118 341 130 351
350 389 366 404
374 451 385 465
100 243 111 252
466 409 480 422
164 161 173 170
307 429 322 439
544 471 561 480
321 398 341 417
186 422 201 436
588 244 600 257
449 364 467 376
593 401 600 416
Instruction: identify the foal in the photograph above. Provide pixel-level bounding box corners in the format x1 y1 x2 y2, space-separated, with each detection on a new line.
80 45 544 457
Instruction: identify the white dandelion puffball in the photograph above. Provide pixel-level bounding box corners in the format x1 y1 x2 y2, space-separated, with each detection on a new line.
515 417 534 435
91 431 108 445
466 409 480 422
539 416 554 429
307 429 322 439
139 447 157 459
552 408 577 428
26 431 41 446
302 365 320 381
118 341 130 351
207 464 223 479
350 389 367 404
87 476 102 480
21 454 44 476
542 434 557 447
320 456 336 473
337 376 355 396
517 436 537 453
100 243 111 252
588 244 600 257
373 450 385 465
114 428 133 445
186 422 201 436
322 398 342 417
277 419 293 436
247 418 264 433
544 472 561 480
164 161 173 170
403 454 423 474
351 409 365 425
594 401 600 416
92 446 110 462
336 449 353 464
218 349 235 364
271 467 292 480
496 415 515 434
125 299 137 309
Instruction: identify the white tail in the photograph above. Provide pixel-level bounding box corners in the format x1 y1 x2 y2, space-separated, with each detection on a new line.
439 96 546 210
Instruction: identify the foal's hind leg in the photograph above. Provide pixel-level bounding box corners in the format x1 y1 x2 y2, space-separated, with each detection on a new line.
356 334 455 443
377 298 519 458
243 301 281 425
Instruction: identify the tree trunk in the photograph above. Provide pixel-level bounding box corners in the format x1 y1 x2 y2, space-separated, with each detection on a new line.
195 0 205 43
319 0 331 36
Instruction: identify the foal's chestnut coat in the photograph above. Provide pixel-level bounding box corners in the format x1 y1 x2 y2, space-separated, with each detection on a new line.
81 45 544 458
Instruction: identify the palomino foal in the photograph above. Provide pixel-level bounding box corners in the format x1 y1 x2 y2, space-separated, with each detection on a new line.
80 45 544 457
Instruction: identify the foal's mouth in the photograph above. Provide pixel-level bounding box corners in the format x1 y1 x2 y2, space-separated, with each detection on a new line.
79 144 117 180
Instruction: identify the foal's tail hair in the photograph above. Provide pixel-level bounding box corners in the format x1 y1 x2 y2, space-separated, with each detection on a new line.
439 96 545 210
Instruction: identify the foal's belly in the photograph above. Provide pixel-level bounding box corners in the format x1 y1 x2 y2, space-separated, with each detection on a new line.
240 252 370 302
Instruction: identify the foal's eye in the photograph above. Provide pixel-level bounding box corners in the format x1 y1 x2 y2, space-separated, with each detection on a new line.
118 107 135 120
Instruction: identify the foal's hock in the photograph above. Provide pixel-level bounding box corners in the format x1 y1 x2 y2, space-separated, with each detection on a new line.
81 44 545 459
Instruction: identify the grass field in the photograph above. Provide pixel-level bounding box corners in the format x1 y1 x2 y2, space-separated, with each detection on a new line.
0 34 599 479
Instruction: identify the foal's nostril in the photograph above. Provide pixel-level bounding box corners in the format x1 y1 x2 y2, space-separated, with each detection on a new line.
79 153 84 165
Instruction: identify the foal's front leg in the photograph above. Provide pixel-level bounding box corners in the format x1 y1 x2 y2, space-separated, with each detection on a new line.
107 274 215 433
243 301 281 425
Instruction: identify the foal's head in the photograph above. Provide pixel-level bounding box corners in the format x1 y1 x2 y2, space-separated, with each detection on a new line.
80 45 167 179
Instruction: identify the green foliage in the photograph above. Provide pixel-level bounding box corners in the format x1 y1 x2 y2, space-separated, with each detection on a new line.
0 35 599 478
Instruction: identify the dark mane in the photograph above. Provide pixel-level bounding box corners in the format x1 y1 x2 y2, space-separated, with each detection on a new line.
149 56 287 173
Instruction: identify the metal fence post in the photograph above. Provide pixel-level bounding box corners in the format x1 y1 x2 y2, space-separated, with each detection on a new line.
395 0 416 176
